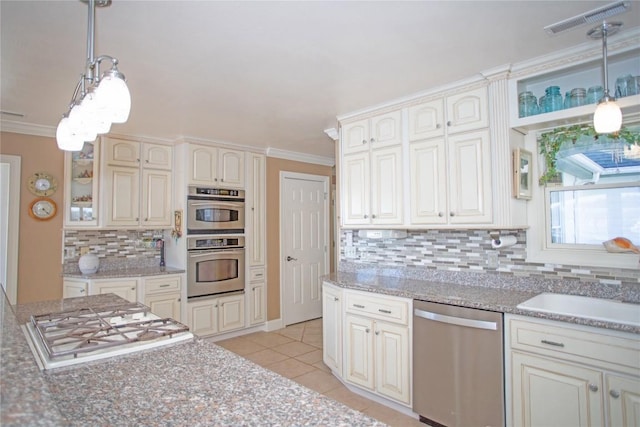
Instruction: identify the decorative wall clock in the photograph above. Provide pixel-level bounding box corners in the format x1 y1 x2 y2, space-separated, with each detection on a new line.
27 172 58 197
29 197 57 221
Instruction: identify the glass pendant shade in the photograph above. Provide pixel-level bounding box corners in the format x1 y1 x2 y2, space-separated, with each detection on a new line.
56 117 85 151
97 70 131 123
593 99 622 133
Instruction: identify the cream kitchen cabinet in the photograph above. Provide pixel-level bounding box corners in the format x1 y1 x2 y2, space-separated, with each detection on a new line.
63 278 89 298
342 110 402 155
102 137 173 228
409 129 492 225
342 145 403 226
407 86 488 141
90 278 138 302
246 152 266 266
322 282 343 375
247 267 266 325
64 140 100 228
188 144 245 188
143 275 181 322
506 314 640 427
342 289 411 406
187 293 245 337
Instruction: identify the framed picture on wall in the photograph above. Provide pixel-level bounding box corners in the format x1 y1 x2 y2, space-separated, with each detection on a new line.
513 148 532 200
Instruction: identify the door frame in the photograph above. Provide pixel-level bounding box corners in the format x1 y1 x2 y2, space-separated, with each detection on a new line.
0 154 21 304
279 171 330 326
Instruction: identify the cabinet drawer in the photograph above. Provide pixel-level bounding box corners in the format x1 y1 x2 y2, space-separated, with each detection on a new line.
249 267 265 283
344 290 409 325
145 276 181 294
509 317 640 374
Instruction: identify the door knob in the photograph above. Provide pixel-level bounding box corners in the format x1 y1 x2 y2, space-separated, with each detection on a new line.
286 256 297 262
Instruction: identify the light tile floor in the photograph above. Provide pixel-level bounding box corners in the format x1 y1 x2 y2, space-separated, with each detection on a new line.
215 319 423 427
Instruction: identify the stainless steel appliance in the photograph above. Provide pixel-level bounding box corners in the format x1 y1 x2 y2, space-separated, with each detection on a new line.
22 302 193 370
413 300 504 427
187 186 245 234
187 235 245 298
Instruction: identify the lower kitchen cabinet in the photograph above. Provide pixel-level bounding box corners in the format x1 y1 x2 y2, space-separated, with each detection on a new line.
506 314 640 427
143 275 182 322
322 285 411 407
247 267 266 325
63 278 89 298
187 293 245 337
90 278 138 302
322 283 342 375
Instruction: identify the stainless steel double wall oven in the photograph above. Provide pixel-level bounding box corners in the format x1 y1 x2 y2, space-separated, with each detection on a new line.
187 187 245 299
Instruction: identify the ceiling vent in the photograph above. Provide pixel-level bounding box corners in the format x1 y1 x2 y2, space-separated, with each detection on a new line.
544 1 631 35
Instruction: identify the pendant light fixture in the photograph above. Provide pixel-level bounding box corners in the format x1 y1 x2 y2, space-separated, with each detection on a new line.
588 21 623 134
56 0 130 151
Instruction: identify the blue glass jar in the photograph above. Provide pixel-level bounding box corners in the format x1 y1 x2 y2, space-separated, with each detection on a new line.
518 91 539 117
570 88 586 108
587 86 604 104
545 86 563 112
564 91 572 109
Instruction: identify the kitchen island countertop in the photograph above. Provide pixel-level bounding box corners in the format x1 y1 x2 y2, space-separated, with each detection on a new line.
322 271 640 335
1 293 385 427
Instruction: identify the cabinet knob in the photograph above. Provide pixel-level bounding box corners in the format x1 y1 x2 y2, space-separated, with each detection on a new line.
214 178 218 182
145 159 149 163
436 124 441 129
609 389 620 398
375 331 379 335
136 158 140 162
371 214 376 219
438 212 444 217
221 178 224 182
362 139 367 145
130 287 135 291
364 214 368 219
334 297 339 302
365 328 370 333
588 384 599 393
447 121 452 127
449 212 455 217
370 138 375 143
80 289 85 293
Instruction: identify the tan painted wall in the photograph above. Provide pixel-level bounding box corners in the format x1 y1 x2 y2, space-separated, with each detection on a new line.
0 132 64 303
265 157 334 322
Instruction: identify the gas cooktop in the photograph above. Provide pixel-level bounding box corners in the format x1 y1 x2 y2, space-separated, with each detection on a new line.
22 302 194 370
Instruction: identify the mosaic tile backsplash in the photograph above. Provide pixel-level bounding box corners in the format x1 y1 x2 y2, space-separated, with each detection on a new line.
63 229 166 274
340 229 640 288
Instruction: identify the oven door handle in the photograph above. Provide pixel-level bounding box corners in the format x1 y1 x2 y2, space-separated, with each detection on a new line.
188 202 242 208
188 249 244 257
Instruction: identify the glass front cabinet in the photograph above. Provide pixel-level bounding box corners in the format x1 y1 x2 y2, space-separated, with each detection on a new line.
64 140 100 227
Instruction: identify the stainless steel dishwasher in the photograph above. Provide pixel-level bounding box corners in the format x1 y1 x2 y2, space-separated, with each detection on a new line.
413 300 504 427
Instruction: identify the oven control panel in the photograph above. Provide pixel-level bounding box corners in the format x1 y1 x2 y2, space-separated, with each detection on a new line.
187 236 245 250
188 186 245 199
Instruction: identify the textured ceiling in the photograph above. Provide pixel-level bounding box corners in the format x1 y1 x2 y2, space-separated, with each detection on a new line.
1 1 639 161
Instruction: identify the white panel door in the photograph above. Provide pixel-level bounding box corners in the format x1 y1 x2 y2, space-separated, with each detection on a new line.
104 166 140 226
607 374 640 427
145 292 181 321
447 129 492 224
342 119 370 155
141 169 172 227
218 293 244 332
342 152 370 225
370 110 402 148
281 173 328 325
322 283 342 374
445 86 488 134
189 145 217 185
104 137 140 167
188 299 217 336
142 143 172 170
408 99 445 141
375 321 410 404
410 138 447 224
370 146 403 225
218 149 245 188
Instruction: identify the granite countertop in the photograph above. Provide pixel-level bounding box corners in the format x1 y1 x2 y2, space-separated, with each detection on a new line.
1 293 385 427
323 271 640 335
63 266 185 279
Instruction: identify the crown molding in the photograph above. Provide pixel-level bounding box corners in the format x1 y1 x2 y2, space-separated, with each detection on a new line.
265 147 335 167
175 135 266 154
0 120 56 138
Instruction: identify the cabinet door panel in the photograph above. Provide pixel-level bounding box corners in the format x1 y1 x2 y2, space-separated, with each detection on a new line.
447 130 492 224
371 146 403 224
63 280 88 298
408 99 444 141
218 294 244 332
104 166 140 226
370 111 402 148
322 284 342 374
91 280 137 303
188 300 217 336
218 149 245 188
249 282 265 325
342 120 370 155
607 374 640 427
511 351 604 427
410 138 447 224
141 169 172 227
446 87 488 134
345 315 374 390
143 144 172 170
189 145 217 184
104 137 140 167
145 293 181 321
375 321 410 404
247 153 266 266
342 153 370 225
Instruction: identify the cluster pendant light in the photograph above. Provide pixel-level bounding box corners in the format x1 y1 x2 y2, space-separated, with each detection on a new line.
56 0 130 151
589 21 623 134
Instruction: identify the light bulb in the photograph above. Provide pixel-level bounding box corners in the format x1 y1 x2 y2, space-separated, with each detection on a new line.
56 117 85 151
593 99 622 134
97 70 131 123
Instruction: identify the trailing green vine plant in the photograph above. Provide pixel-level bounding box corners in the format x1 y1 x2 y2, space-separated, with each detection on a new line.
538 124 640 185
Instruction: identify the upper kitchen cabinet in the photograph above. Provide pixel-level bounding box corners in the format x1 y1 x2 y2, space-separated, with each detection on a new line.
188 144 245 188
342 111 402 155
64 140 100 228
101 136 173 228
508 43 640 132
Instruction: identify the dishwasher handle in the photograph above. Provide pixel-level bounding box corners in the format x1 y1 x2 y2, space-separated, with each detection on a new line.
414 308 498 330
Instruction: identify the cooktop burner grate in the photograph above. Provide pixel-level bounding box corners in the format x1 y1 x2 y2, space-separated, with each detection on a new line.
30 302 190 360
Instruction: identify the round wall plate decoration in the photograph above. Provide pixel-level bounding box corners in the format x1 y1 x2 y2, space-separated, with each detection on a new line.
29 197 57 221
27 172 58 197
